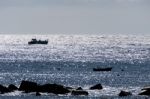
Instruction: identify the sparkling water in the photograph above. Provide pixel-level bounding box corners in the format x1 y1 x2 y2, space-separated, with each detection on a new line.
0 34 149 99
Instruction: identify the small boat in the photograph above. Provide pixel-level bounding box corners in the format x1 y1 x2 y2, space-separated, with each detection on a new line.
28 39 48 45
93 67 112 72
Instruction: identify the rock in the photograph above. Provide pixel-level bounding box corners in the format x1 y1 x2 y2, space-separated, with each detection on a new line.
139 90 150 96
71 90 88 96
18 80 70 94
0 85 11 94
37 83 70 94
119 91 132 96
90 84 103 90
76 87 83 90
19 80 38 92
141 87 150 91
66 86 74 90
36 92 41 96
8 84 18 91
139 88 150 96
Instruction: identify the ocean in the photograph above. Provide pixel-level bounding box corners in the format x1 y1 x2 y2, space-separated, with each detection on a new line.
0 34 149 99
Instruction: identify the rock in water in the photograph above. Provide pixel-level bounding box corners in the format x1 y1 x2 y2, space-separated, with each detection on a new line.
8 84 18 91
139 88 150 96
37 84 70 94
19 80 70 94
139 90 150 96
90 84 103 90
66 86 74 90
142 87 150 91
0 85 11 94
36 92 41 96
19 80 38 92
76 87 83 90
71 90 88 96
119 91 132 96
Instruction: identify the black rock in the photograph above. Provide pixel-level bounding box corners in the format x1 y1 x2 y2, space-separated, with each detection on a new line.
66 86 74 90
37 83 70 94
18 80 70 94
76 87 83 90
19 80 38 92
71 90 88 96
139 90 150 96
119 91 132 96
139 88 150 96
90 84 103 90
8 84 18 91
141 87 150 91
36 92 41 96
0 84 11 94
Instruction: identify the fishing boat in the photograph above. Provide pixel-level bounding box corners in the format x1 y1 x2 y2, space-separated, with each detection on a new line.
93 67 112 71
28 39 48 45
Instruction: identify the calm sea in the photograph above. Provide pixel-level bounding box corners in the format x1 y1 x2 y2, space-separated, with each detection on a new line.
0 34 149 99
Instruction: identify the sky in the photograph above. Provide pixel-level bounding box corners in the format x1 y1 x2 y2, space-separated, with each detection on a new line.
0 0 149 34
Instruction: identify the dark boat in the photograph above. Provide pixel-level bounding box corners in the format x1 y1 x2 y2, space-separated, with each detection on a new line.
28 39 48 45
93 67 112 71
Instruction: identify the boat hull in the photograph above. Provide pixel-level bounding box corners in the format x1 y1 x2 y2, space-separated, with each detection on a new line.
93 67 112 71
28 40 48 45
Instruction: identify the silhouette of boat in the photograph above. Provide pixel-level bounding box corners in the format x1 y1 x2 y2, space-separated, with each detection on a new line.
28 39 48 45
93 67 112 71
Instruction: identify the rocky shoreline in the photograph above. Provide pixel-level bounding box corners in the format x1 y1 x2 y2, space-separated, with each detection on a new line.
0 80 149 97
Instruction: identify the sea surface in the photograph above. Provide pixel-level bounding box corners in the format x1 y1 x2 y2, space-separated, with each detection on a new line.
0 34 150 99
